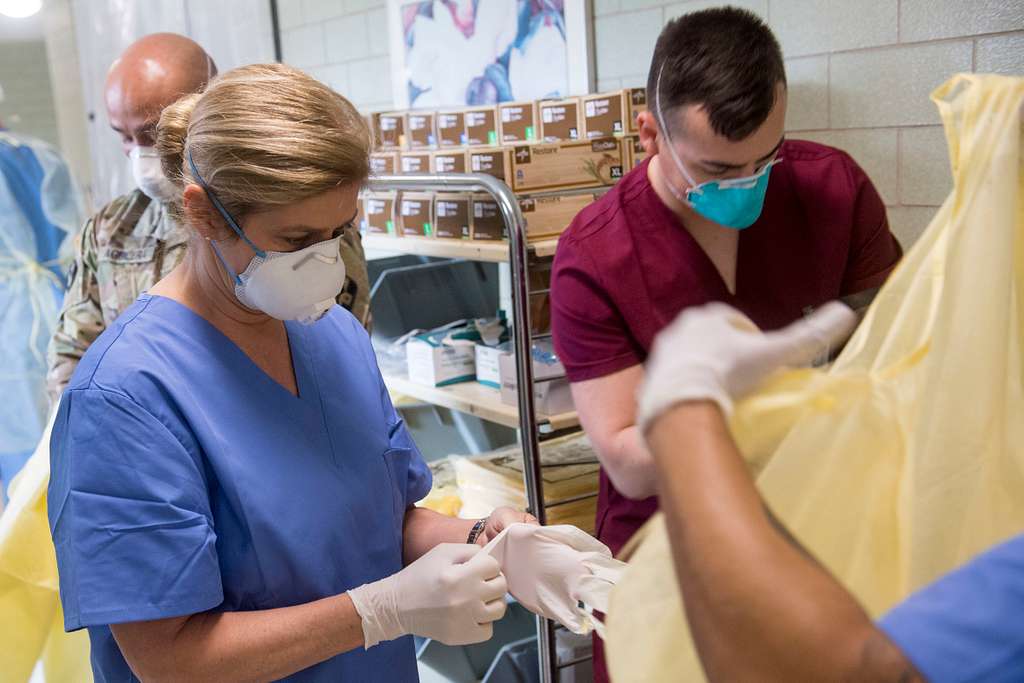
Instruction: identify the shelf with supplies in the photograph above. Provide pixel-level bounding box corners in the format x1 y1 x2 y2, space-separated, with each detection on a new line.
366 172 580 683
383 372 579 433
362 234 560 262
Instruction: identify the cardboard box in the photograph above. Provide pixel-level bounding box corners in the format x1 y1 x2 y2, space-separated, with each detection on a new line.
367 113 382 147
361 192 397 236
498 101 538 144
625 87 648 134
539 98 581 142
436 110 466 147
370 152 399 175
464 106 498 146
399 151 431 174
398 192 434 237
471 195 507 241
467 147 512 183
582 92 626 139
377 112 405 149
475 341 511 388
434 193 472 240
432 149 468 174
407 336 476 387
405 111 436 149
625 135 648 170
511 138 624 193
518 192 601 238
498 343 573 415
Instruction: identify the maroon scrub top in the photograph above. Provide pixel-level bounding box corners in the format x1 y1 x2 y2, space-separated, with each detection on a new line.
552 139 902 555
552 140 901 683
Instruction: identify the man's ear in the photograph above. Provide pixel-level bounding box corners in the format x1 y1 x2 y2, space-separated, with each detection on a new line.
636 111 660 158
182 183 228 240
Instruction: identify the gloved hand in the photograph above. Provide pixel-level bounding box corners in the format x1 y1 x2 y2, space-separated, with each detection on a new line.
481 506 539 545
637 301 857 431
483 523 625 635
347 543 508 648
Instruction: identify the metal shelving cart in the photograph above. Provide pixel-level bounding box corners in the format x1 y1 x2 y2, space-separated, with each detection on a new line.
366 172 593 683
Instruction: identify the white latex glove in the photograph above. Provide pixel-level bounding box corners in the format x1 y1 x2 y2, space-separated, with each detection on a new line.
347 543 508 648
483 523 625 636
637 301 857 431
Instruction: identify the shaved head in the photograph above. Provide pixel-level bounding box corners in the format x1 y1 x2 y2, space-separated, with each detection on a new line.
105 32 216 153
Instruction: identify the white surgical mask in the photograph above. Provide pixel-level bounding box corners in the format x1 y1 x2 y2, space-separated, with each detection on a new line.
129 145 178 202
188 150 346 324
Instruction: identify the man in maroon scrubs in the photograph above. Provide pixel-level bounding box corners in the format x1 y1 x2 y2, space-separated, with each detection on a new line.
550 8 902 680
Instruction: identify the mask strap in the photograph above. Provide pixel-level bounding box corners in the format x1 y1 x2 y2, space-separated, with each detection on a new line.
208 239 243 286
654 64 701 193
186 148 266 258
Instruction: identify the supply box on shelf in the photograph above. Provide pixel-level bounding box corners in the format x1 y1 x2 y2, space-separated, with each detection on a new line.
370 151 399 175
407 337 476 387
625 87 648 133
471 194 507 241
464 105 499 146
377 112 404 149
475 341 510 389
538 97 582 142
432 149 467 174
497 339 572 415
361 191 397 235
398 192 433 237
498 101 539 144
510 138 624 193
518 191 604 238
436 109 466 147
581 92 626 139
407 322 493 387
467 146 512 183
399 151 431 174
405 111 436 149
624 135 648 170
433 193 472 240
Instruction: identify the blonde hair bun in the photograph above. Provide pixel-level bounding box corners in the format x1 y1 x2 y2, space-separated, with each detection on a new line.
155 63 371 223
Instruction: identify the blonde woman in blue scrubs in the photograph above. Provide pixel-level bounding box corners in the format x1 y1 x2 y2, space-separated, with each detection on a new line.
49 64 533 682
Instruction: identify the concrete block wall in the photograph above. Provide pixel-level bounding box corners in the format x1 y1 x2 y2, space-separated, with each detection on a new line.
594 0 1024 248
277 0 391 112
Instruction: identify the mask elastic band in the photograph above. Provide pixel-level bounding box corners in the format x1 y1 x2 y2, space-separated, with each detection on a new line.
654 63 701 192
186 149 266 258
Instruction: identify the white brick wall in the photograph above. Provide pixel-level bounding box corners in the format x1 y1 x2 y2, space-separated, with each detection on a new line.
282 0 1024 247
277 0 392 111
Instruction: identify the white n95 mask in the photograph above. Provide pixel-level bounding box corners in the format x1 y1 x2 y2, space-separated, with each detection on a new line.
129 145 178 202
187 150 346 324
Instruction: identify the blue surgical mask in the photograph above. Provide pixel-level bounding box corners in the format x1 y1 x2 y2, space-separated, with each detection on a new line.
654 65 781 230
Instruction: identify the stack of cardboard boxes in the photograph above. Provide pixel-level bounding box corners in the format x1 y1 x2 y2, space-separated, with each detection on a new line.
360 88 649 242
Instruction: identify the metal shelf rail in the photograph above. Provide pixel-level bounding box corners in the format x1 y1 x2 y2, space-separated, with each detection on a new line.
367 172 561 683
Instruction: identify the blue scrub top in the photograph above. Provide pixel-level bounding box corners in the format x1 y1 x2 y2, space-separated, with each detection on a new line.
879 533 1024 683
48 294 432 682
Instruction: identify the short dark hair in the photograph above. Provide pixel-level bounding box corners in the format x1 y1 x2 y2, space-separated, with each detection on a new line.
646 7 786 141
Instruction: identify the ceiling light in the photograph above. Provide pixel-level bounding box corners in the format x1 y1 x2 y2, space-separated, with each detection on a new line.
0 0 42 19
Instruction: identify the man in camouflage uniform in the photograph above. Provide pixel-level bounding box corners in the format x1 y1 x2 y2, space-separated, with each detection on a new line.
47 33 371 400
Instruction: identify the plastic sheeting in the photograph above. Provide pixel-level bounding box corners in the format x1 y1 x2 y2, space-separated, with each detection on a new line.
605 73 1024 682
0 131 81 490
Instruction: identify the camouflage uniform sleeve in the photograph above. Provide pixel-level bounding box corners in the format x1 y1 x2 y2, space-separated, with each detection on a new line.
337 226 373 331
46 213 104 401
